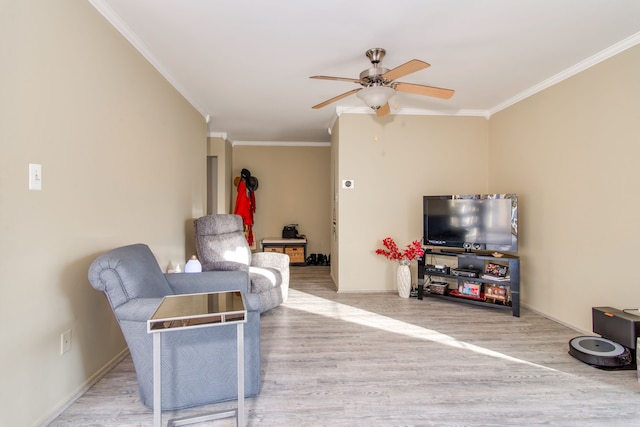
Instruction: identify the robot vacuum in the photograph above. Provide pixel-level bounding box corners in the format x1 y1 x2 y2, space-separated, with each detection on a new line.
568 307 639 370
569 336 632 369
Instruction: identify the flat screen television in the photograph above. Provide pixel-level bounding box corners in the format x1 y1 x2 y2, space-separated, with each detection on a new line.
423 194 518 253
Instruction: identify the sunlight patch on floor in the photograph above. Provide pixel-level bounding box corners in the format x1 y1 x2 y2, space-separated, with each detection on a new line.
285 288 560 372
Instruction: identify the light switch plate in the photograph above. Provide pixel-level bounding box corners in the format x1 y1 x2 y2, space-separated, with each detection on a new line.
29 163 42 191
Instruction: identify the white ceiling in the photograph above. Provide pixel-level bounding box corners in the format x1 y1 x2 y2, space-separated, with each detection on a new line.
89 0 640 144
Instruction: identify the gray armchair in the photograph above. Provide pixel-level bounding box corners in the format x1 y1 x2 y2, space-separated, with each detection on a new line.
194 214 290 313
88 243 261 410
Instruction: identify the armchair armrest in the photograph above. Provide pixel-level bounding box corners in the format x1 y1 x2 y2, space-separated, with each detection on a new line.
113 297 163 322
165 270 249 295
252 251 290 270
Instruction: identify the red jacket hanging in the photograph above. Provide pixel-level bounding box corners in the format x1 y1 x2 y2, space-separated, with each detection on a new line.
234 180 254 245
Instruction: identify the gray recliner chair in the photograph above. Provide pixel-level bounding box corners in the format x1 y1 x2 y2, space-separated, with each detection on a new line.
194 214 290 313
88 243 261 410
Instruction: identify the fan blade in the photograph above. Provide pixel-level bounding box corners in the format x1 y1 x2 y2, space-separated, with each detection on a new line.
312 88 361 109
382 59 430 81
394 82 454 99
310 75 361 84
376 103 390 117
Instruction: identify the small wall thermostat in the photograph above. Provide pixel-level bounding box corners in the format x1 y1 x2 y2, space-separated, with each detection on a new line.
342 179 354 189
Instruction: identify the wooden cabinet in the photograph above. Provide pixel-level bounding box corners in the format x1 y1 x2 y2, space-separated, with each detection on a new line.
261 238 307 265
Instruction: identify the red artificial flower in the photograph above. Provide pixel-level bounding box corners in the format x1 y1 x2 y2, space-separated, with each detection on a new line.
375 237 424 262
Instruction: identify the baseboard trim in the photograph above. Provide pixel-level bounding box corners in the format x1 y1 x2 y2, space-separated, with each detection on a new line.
336 290 396 294
37 348 130 427
520 303 590 335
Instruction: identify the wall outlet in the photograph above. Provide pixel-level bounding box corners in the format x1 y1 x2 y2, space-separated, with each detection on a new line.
60 329 71 355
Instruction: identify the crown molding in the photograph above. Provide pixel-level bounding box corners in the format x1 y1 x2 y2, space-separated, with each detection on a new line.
207 132 228 140
88 0 208 118
232 141 331 147
489 31 640 116
334 106 490 119
393 107 489 118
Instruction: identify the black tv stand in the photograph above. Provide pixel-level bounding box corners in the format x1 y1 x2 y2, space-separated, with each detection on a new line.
418 250 520 317
435 249 464 255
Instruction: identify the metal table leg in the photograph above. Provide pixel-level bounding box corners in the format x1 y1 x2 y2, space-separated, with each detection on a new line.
237 322 244 426
153 332 161 427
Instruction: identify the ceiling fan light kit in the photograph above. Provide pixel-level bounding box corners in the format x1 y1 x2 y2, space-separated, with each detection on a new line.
311 48 454 117
356 86 395 110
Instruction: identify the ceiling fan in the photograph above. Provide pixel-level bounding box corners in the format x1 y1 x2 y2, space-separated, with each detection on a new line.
310 48 454 117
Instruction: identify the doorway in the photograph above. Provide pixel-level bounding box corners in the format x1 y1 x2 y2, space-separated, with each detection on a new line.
207 156 218 215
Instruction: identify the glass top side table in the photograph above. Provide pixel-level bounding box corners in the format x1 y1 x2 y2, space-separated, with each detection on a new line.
147 291 247 427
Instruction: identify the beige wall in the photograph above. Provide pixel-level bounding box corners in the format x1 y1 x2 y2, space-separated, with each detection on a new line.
334 114 490 292
231 145 332 255
0 1 206 425
489 44 640 332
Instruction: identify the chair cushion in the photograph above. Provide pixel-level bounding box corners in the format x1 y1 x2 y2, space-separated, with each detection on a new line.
249 266 282 293
201 260 250 272
194 215 252 266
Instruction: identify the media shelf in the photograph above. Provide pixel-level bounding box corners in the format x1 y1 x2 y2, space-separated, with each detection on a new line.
417 250 520 317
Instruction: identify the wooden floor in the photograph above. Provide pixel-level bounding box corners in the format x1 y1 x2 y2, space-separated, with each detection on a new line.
50 266 640 426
